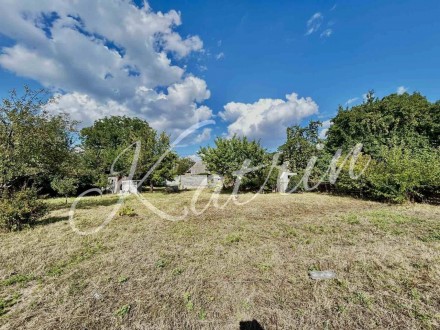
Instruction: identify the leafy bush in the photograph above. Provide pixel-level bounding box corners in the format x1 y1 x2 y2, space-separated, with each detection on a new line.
333 145 440 203
0 188 48 231
118 204 137 217
51 177 79 203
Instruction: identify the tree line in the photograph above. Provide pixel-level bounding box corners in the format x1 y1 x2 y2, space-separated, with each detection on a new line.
1 87 439 230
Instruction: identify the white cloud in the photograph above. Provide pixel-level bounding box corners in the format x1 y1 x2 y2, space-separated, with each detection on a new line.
320 28 333 38
46 76 212 136
319 119 332 139
305 12 323 35
194 128 212 144
187 154 201 162
216 52 225 60
0 0 211 138
220 93 319 142
397 86 408 95
345 97 359 106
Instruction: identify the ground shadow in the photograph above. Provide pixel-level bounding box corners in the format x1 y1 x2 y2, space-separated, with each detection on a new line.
48 196 120 211
239 319 265 330
34 216 68 227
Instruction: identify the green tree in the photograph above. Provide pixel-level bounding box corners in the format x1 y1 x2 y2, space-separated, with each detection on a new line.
0 87 76 192
278 120 323 172
326 91 440 203
198 135 267 190
51 177 79 204
80 116 176 191
149 132 177 191
326 91 436 155
175 157 196 175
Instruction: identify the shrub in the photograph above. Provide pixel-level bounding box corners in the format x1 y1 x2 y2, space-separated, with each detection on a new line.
51 177 78 203
332 145 440 203
0 188 48 231
118 204 137 217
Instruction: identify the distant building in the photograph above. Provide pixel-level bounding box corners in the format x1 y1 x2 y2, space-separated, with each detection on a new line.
107 176 124 194
277 162 297 193
186 161 207 175
166 160 223 190
121 180 140 194
107 176 140 194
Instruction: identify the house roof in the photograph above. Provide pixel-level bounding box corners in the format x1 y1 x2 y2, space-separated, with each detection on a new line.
188 161 207 175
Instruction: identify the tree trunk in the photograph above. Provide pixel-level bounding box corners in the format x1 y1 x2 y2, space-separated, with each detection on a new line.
150 182 154 192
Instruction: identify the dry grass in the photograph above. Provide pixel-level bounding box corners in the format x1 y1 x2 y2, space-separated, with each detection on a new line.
0 191 439 329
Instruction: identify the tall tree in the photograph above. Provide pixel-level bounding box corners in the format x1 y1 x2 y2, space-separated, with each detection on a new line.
278 120 323 172
325 91 440 202
198 135 267 189
149 131 177 190
80 116 176 190
0 87 76 192
326 92 436 155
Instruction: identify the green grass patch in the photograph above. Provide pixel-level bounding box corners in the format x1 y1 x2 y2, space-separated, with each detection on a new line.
47 241 108 276
224 232 241 244
344 214 360 225
115 304 131 319
0 293 21 316
1 274 34 287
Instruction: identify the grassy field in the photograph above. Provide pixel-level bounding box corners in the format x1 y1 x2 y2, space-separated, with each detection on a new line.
0 191 439 329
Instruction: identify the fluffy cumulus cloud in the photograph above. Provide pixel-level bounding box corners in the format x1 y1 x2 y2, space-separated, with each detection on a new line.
194 128 212 144
220 93 319 142
0 0 211 137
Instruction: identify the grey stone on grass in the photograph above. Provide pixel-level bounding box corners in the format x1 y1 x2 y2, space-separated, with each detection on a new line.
308 270 336 280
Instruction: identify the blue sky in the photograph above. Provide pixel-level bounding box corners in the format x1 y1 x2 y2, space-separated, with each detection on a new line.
1 0 440 156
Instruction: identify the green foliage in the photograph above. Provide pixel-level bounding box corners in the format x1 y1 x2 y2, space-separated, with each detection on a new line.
115 304 131 318
198 135 267 190
175 157 196 175
278 120 331 191
0 293 21 316
150 132 177 187
118 276 129 283
279 120 322 172
118 204 137 217
1 273 34 287
51 177 79 202
225 232 241 244
367 145 440 202
172 268 184 276
330 152 373 197
183 292 194 311
0 87 76 192
325 91 440 203
80 116 176 189
0 188 48 231
333 145 440 203
155 258 169 269
326 92 438 156
260 157 280 192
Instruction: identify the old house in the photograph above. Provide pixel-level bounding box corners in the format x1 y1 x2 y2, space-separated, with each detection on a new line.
167 160 223 190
